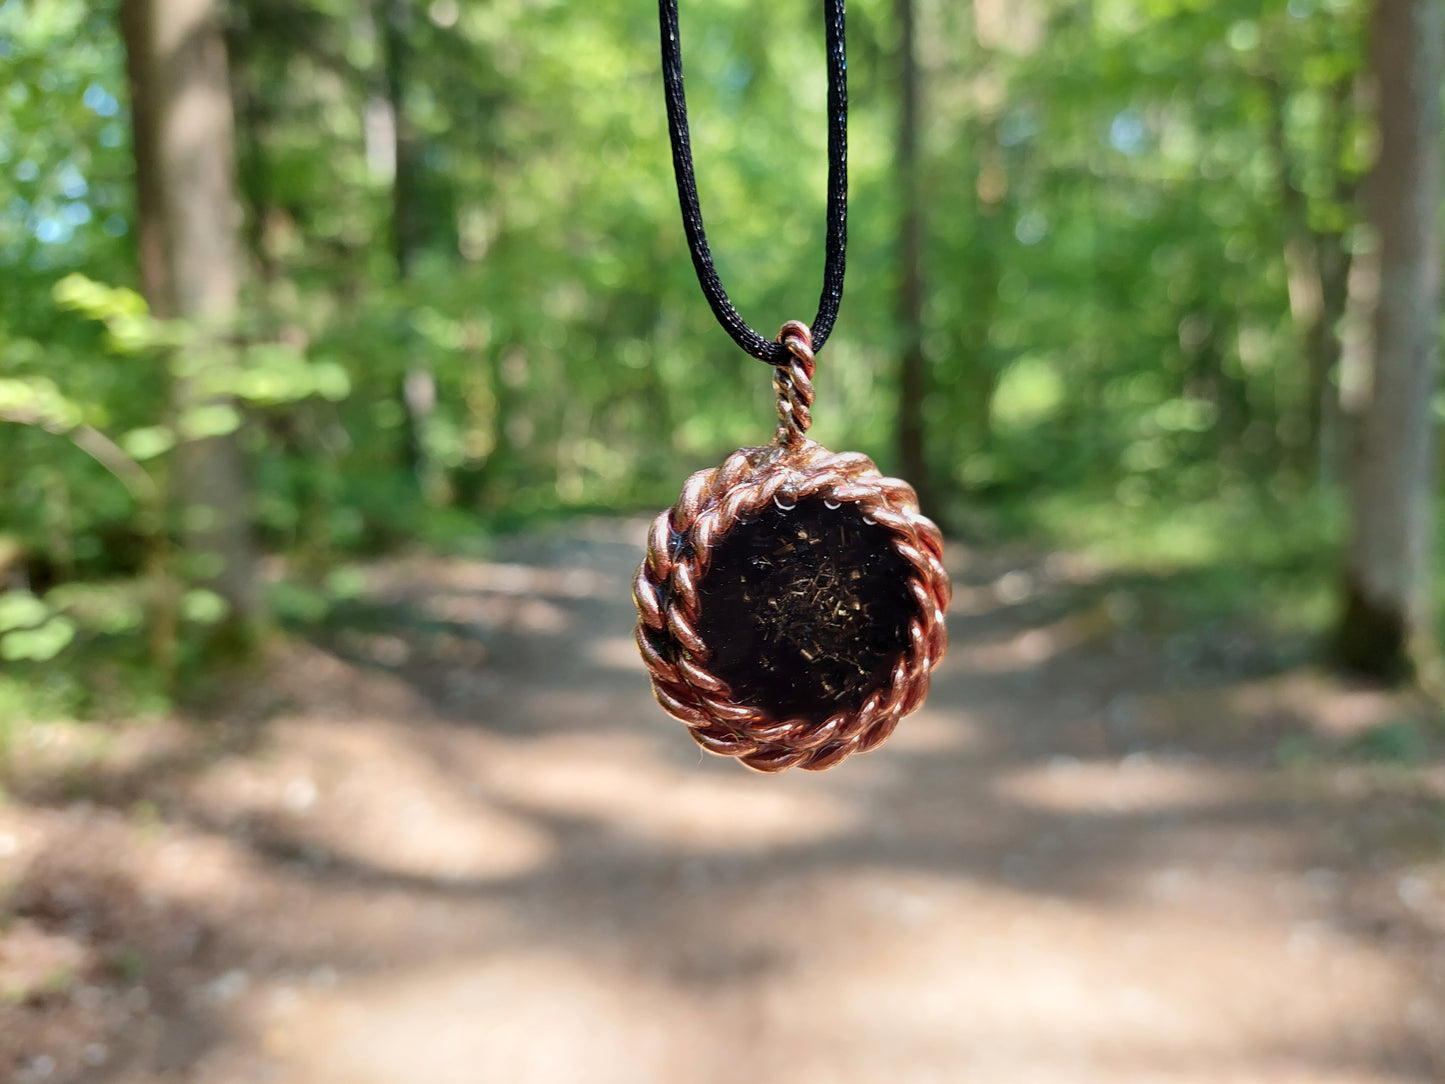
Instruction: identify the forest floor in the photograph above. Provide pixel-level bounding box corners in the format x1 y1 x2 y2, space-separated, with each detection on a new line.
2 518 1445 1084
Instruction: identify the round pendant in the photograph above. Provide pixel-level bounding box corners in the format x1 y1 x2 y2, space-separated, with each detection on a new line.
632 323 951 771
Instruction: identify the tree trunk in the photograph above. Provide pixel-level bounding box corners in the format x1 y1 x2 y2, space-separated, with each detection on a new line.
895 0 934 515
1336 0 1441 680
120 0 170 320
1307 237 1351 482
961 121 1005 457
120 0 263 652
380 0 440 497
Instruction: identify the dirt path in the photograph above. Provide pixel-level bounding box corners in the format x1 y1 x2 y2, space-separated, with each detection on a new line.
3 520 1444 1083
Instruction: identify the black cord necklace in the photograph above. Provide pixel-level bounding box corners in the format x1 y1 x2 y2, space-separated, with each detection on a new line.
658 0 848 365
633 0 952 773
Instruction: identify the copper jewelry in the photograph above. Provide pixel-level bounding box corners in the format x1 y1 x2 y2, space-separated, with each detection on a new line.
640 0 950 770
633 324 950 771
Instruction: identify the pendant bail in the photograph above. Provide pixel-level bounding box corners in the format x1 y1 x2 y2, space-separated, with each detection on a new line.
774 320 816 447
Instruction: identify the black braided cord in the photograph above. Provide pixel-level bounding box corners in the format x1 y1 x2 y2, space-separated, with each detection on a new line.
659 0 848 364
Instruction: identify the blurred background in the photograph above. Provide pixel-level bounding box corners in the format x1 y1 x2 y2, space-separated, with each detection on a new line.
2 0 1444 1080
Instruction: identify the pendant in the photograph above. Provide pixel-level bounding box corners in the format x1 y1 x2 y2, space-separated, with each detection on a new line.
633 321 951 771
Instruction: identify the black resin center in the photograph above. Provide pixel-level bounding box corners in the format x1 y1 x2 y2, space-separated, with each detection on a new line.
693 496 916 724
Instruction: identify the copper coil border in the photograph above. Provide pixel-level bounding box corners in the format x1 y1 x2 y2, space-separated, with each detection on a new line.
632 437 952 772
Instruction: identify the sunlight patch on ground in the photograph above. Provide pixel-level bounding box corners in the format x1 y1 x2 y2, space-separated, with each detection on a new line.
569 515 655 546
0 920 92 1004
270 951 694 1084
589 634 646 672
193 717 555 883
479 732 861 852
421 591 572 635
370 557 617 600
992 754 1262 815
875 706 983 755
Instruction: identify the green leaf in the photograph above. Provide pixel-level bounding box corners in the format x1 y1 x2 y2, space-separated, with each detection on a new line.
0 593 50 633
53 273 148 321
178 403 242 440
0 617 77 662
180 588 229 625
310 361 352 402
0 377 83 431
120 425 176 461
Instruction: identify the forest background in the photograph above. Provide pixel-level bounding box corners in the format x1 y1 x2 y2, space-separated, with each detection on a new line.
0 0 1440 724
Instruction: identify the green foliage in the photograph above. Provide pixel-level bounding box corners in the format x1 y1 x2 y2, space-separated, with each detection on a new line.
0 0 1408 713
0 592 76 662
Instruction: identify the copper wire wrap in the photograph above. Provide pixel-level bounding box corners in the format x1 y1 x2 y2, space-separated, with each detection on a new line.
773 319 816 445
632 324 951 772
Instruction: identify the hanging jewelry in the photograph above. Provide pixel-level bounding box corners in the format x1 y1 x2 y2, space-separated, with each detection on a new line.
633 0 950 771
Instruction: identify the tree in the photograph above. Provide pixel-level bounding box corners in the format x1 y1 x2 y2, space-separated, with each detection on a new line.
894 0 933 514
379 0 441 495
1336 0 1441 679
120 0 263 651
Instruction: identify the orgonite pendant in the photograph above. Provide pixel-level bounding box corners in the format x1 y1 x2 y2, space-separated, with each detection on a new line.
632 322 951 771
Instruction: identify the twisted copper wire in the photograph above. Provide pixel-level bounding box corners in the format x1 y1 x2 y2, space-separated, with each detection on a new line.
633 331 950 771
774 319 816 445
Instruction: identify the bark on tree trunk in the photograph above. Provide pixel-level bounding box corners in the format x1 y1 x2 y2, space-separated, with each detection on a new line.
381 0 440 496
1336 0 1441 680
1307 238 1351 482
120 0 170 320
120 0 263 649
961 121 1005 457
120 0 178 671
895 0 935 515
